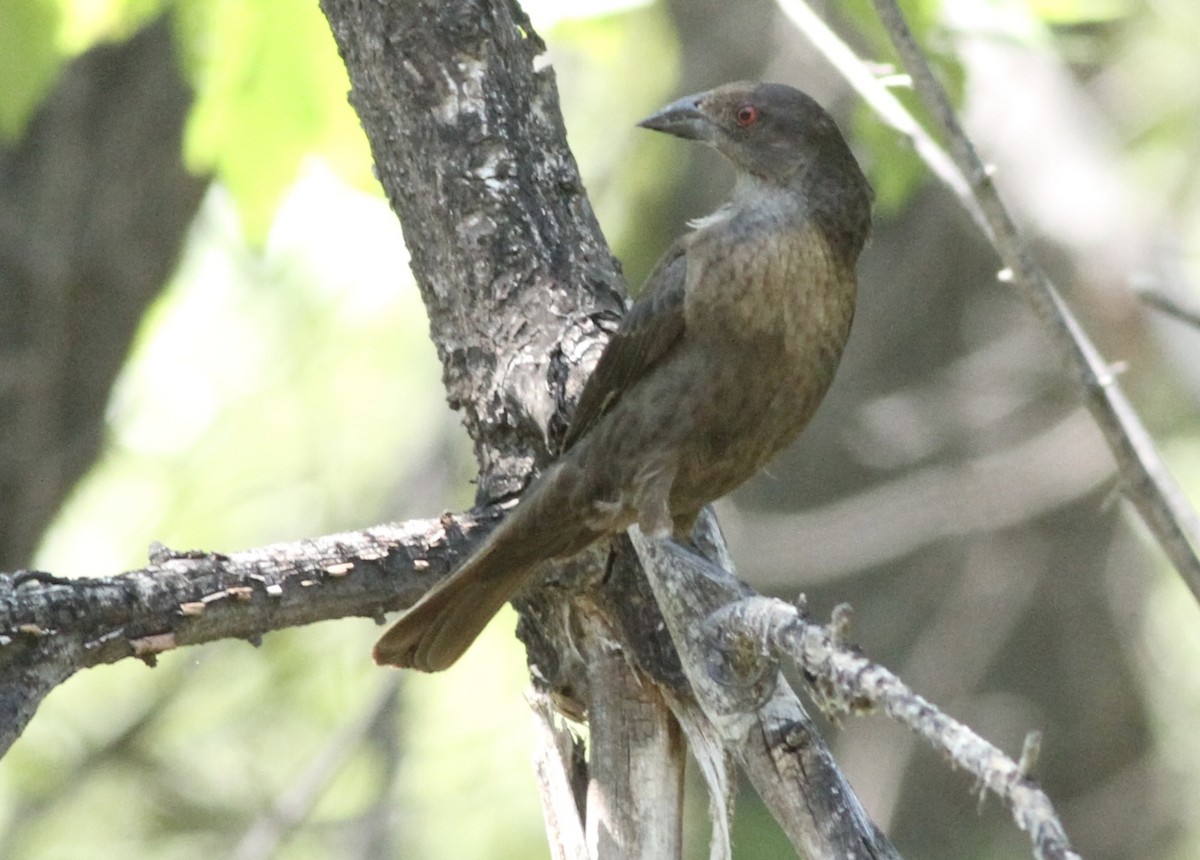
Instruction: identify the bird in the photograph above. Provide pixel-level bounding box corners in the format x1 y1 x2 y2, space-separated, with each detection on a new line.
374 81 873 672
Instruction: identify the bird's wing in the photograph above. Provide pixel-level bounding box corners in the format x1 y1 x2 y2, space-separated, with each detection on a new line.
562 242 688 451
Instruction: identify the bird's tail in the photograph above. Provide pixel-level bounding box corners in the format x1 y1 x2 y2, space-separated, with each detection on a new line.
372 537 530 671
373 464 595 672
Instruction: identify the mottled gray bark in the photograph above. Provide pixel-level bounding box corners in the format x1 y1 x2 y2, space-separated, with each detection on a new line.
0 514 491 754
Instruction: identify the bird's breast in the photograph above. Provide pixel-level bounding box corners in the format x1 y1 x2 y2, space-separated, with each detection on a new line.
684 218 856 367
667 218 857 504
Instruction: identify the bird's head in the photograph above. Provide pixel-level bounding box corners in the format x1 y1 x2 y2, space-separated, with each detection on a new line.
638 81 850 185
639 81 873 262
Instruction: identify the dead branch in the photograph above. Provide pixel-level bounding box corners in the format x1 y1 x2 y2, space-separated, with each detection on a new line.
710 595 1081 860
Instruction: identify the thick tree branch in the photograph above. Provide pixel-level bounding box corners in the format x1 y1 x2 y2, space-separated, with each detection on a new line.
319 0 624 504
0 509 497 754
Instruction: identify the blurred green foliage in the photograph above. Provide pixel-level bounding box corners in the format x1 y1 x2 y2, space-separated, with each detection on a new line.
826 0 967 213
550 4 681 285
0 0 61 141
176 0 374 241
0 0 371 238
1028 0 1134 22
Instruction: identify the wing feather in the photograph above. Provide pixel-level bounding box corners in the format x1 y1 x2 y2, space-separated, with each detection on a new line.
562 243 689 451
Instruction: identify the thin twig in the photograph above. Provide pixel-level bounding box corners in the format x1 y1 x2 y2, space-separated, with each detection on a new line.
778 0 1200 602
1137 284 1200 331
712 597 1081 860
774 0 982 222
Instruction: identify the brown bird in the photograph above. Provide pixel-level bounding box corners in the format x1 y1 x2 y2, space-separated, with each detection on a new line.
374 81 873 672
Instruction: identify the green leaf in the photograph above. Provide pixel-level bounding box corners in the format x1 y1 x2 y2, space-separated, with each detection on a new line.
176 0 373 242
0 0 63 142
854 105 928 216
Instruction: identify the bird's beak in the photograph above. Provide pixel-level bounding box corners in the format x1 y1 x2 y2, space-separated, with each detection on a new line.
637 93 714 142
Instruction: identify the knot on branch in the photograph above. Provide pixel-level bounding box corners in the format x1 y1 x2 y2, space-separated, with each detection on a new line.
707 595 876 722
703 613 778 710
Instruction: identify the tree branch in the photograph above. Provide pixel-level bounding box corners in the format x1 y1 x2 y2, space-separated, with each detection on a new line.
579 622 684 860
1137 284 1200 332
710 596 1081 860
0 509 497 755
630 517 899 859
320 0 624 504
779 0 1200 602
529 692 589 860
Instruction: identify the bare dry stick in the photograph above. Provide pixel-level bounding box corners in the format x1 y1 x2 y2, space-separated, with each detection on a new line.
713 596 1082 860
578 613 685 860
529 693 589 860
1137 285 1200 331
774 0 980 221
629 523 900 860
778 0 1200 601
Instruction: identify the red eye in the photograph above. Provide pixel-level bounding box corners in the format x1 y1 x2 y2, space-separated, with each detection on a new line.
735 104 759 127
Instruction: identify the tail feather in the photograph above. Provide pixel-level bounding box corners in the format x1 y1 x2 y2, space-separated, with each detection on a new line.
374 462 601 671
373 540 528 671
